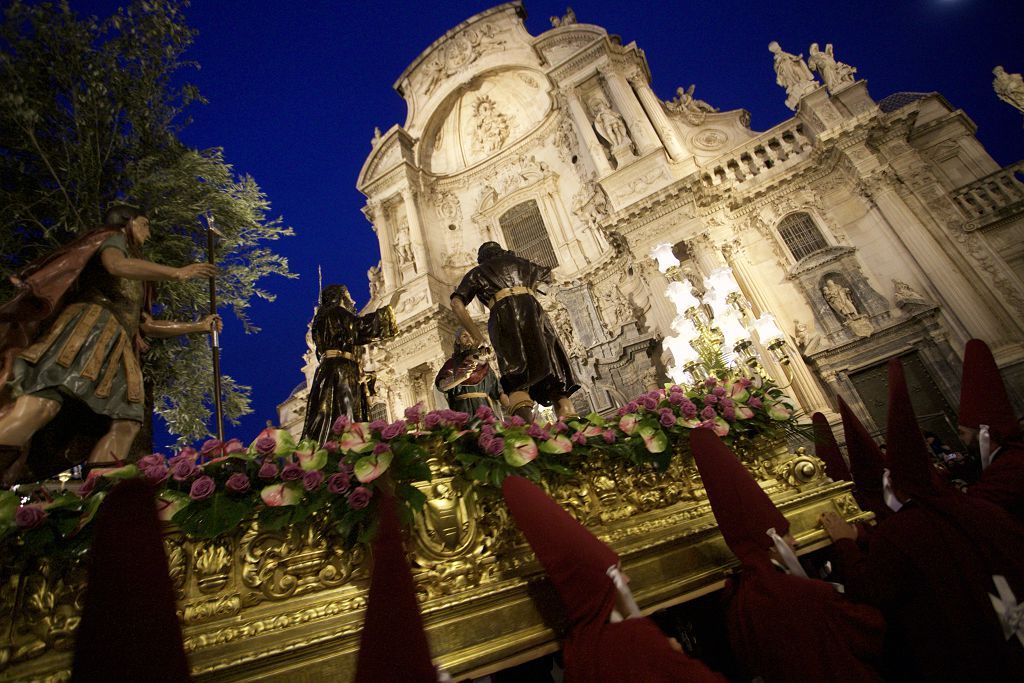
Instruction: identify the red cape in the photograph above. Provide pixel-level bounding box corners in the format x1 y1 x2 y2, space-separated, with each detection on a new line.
1 227 121 387
967 441 1024 524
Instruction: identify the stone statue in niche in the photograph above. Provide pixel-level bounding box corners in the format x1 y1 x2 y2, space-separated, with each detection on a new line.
367 261 383 300
993 66 1024 117
666 84 719 116
793 319 823 355
471 96 511 155
598 285 634 334
768 41 818 111
395 220 416 268
893 279 927 309
546 301 586 362
807 43 857 93
589 95 631 149
549 6 577 28
822 278 858 319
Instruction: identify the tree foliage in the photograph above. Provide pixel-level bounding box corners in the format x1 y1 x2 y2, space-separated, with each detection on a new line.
0 0 294 441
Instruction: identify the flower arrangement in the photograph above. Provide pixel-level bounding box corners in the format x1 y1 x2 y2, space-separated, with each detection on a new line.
0 370 800 570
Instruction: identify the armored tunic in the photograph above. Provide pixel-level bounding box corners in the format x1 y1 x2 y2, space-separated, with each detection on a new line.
301 304 396 446
452 252 578 405
11 233 146 421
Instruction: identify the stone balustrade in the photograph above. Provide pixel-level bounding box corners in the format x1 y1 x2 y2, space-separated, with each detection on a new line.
951 160 1024 225
699 123 814 189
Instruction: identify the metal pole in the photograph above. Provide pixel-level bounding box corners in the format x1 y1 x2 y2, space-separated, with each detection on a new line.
205 213 225 442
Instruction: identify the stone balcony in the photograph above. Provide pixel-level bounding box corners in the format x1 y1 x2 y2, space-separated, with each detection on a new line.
952 160 1024 231
698 122 814 191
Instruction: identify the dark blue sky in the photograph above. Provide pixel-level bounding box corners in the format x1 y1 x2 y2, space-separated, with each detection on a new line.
75 0 1024 445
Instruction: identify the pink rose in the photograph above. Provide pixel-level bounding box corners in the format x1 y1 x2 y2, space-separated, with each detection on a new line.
142 464 169 483
137 454 165 470
224 438 246 454
373 442 391 456
668 392 684 406
446 410 469 427
332 415 350 434
486 437 505 456
199 438 223 458
338 461 354 477
571 432 587 445
701 406 717 420
380 420 406 441
680 399 697 418
171 458 199 482
505 415 527 428
404 404 423 422
327 472 351 494
640 396 658 411
15 505 46 529
323 440 339 453
189 475 216 501
723 407 737 421
703 394 718 405
424 412 443 429
280 462 304 481
369 419 388 433
659 410 677 428
712 386 726 397
226 472 251 494
303 470 324 491
526 424 549 440
347 486 372 510
704 377 718 388
254 435 276 456
602 429 617 444
475 405 494 421
258 461 279 480
748 397 763 409
553 421 569 434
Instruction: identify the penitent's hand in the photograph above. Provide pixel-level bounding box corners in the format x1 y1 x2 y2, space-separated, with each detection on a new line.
175 263 218 281
819 511 858 541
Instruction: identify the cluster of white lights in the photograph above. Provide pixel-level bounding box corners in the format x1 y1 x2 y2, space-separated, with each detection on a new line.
650 243 787 384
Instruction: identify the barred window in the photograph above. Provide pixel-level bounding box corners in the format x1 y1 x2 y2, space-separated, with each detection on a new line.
778 212 828 261
499 200 558 269
368 403 388 423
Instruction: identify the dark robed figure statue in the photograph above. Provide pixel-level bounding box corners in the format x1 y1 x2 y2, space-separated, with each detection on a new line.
450 242 578 421
301 284 396 445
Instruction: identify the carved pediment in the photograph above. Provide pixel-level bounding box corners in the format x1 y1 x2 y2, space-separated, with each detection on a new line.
788 245 856 276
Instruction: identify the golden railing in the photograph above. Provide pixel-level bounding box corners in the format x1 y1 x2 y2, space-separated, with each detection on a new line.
0 438 868 682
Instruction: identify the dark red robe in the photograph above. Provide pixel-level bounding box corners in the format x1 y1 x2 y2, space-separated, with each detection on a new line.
967 442 1024 524
723 556 885 683
833 495 1024 681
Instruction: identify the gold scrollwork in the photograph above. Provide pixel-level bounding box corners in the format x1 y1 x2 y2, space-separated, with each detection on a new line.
240 518 366 602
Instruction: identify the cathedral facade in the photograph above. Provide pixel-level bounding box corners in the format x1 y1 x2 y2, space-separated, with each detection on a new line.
279 2 1024 440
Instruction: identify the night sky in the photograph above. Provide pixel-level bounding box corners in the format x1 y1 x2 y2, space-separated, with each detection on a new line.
72 0 1024 446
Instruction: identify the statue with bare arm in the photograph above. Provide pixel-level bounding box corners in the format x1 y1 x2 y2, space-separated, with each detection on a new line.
0 206 220 486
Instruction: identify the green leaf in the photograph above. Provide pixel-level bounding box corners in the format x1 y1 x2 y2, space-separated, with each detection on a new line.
172 494 251 538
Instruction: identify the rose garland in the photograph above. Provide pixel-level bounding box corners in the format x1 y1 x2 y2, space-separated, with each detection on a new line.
0 372 799 571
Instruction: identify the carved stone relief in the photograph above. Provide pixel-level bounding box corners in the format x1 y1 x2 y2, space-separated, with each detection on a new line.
417 22 507 97
471 95 513 156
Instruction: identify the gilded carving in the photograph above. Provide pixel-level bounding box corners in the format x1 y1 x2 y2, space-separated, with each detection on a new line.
194 541 233 594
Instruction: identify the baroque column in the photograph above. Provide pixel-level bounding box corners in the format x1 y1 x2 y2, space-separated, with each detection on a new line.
400 187 430 274
562 88 613 176
366 200 398 293
599 64 660 155
723 240 834 415
626 69 688 163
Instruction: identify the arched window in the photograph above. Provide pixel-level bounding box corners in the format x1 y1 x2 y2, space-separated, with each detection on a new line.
777 212 828 261
368 402 388 423
499 199 558 269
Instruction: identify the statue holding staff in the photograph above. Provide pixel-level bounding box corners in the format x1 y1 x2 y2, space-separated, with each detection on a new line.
0 205 220 486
